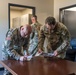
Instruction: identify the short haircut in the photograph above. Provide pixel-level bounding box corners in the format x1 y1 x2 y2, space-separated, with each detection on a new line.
31 15 37 20
45 16 56 25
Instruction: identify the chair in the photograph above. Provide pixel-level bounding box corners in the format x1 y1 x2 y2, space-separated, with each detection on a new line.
66 38 76 61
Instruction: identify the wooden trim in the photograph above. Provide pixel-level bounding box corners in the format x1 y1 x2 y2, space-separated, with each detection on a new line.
8 3 36 29
0 61 17 75
59 4 76 22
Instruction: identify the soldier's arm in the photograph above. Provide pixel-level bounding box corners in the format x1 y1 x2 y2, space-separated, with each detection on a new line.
55 27 71 54
5 30 21 60
28 30 39 55
38 26 45 51
23 37 31 55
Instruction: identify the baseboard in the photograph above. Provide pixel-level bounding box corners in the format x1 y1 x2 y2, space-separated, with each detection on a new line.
0 67 4 71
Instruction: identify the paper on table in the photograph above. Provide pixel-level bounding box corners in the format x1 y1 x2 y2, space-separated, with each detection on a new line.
41 53 54 57
47 53 54 56
26 52 42 61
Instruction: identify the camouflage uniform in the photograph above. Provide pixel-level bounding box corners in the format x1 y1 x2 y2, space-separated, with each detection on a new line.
31 21 42 37
28 22 41 55
2 28 29 75
38 22 71 58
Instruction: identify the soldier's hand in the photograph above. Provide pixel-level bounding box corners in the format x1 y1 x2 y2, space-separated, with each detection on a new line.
20 56 27 61
38 48 43 53
54 50 58 56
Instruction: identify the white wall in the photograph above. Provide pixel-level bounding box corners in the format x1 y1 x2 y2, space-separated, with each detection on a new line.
22 9 32 15
10 9 32 28
10 10 22 28
0 0 54 67
54 0 76 21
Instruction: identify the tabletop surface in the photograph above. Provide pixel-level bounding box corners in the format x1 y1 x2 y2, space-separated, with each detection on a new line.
0 57 76 75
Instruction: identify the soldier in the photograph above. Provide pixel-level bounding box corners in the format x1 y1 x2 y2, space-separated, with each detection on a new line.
31 15 42 36
28 15 42 55
38 16 71 58
2 24 32 75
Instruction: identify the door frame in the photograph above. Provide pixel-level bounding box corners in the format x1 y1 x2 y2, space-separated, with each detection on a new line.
8 3 36 29
59 4 76 22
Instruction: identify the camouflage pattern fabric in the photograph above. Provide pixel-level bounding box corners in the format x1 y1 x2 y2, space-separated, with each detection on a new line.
28 22 41 55
38 22 71 58
2 28 29 60
2 28 29 75
31 21 42 37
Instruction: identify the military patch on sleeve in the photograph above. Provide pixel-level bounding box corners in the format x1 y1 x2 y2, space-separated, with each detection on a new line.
6 36 11 41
